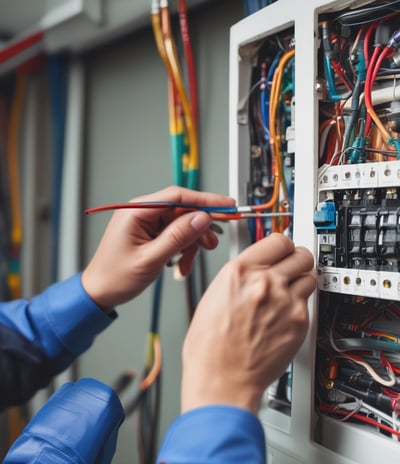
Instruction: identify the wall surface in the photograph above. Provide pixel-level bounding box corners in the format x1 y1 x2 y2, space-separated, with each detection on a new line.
80 1 244 462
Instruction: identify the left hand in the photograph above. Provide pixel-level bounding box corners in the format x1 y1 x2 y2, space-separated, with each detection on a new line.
82 186 235 309
181 233 316 414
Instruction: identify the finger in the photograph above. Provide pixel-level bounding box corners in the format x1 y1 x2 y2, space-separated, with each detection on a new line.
150 211 212 265
131 186 236 219
289 271 317 300
271 246 315 283
197 228 219 250
178 243 199 277
237 233 295 267
124 188 234 227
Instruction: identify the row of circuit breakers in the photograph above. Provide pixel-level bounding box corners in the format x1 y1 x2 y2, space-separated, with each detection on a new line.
316 162 400 300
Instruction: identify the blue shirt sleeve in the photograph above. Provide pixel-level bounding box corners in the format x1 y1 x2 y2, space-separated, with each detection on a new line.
0 273 115 362
0 273 116 409
156 405 266 464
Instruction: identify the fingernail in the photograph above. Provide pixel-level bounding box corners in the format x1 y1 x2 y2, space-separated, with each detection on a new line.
173 264 186 281
191 212 211 232
210 222 224 235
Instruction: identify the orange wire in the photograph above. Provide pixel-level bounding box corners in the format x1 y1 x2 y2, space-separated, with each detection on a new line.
251 174 280 212
268 49 294 205
159 1 198 175
140 337 162 390
7 72 26 300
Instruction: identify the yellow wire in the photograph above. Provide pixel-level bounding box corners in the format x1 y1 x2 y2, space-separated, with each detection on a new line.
151 4 198 173
141 333 162 390
7 72 26 299
368 108 391 144
6 71 27 449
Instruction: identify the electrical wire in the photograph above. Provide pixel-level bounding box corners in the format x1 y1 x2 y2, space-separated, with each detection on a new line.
84 200 293 220
268 48 294 205
7 72 26 300
178 0 198 129
320 403 400 438
335 1 400 27
151 0 198 189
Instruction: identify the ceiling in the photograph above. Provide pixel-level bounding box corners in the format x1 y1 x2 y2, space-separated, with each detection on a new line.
0 0 211 52
0 0 48 38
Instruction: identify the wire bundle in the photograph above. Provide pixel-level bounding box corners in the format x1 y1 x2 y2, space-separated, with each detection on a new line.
319 7 400 166
246 33 295 242
317 293 400 440
111 3 200 463
151 0 198 190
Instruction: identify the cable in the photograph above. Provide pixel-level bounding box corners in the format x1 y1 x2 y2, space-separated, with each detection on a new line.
151 0 199 189
84 200 293 221
335 1 400 27
337 353 396 387
364 29 400 156
178 0 198 129
7 72 26 300
269 48 294 204
320 403 400 438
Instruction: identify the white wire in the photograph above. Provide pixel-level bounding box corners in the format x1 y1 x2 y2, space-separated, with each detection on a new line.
335 396 394 427
337 354 396 387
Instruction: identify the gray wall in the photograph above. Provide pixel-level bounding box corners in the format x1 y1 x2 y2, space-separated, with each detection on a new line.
80 1 243 462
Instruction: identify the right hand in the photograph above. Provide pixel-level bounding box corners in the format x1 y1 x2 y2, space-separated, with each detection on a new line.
82 186 235 310
181 233 317 414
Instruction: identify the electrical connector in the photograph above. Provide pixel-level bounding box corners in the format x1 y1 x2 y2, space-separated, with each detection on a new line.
314 201 336 233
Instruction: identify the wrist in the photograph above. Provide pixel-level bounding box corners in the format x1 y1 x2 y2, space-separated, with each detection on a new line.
81 269 114 315
181 374 261 415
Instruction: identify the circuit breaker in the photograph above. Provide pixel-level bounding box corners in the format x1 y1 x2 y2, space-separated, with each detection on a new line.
229 1 400 463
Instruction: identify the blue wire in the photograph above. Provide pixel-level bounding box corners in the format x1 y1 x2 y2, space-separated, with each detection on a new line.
390 138 400 159
244 0 262 15
262 50 282 135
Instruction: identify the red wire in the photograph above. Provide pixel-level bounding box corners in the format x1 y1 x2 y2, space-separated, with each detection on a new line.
364 45 382 136
371 45 391 84
178 0 198 129
0 32 44 64
255 216 264 241
85 202 246 221
363 22 378 69
17 54 46 74
330 60 352 92
320 403 400 438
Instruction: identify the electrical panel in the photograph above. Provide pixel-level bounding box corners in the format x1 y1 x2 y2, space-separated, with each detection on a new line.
229 1 400 463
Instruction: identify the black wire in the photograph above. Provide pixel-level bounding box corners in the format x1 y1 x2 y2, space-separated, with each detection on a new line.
137 369 161 464
151 273 163 333
335 0 400 26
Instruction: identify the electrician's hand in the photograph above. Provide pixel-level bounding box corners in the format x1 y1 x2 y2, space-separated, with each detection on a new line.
81 186 235 310
181 233 317 415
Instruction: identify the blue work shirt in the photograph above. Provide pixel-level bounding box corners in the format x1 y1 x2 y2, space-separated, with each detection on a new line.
1 273 266 463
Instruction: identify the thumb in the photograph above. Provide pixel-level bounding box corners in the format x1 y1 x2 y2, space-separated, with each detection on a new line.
151 211 212 264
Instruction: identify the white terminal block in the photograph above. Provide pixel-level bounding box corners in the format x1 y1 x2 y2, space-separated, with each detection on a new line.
318 160 400 192
318 267 400 301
